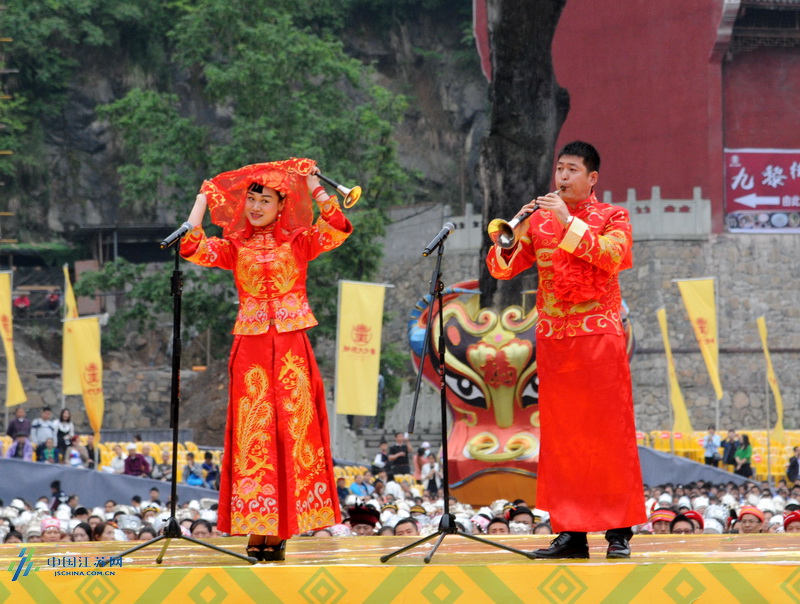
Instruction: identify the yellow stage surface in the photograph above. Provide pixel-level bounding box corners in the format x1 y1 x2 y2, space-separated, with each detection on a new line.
2 534 800 603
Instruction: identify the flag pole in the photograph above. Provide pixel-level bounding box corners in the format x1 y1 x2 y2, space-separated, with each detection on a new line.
714 277 720 430
332 280 342 455
765 367 771 486
61 264 68 410
3 269 8 428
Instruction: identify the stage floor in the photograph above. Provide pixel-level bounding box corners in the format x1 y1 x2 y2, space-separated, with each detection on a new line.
2 534 800 603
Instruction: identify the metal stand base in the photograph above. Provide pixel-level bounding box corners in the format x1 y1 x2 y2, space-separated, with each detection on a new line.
380 513 534 564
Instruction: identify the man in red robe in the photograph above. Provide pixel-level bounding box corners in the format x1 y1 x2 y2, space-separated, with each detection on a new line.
486 141 646 559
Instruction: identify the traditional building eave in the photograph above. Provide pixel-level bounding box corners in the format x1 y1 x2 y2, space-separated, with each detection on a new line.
741 0 800 7
712 0 743 61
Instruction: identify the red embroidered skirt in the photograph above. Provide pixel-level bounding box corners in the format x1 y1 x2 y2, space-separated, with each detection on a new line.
536 333 646 533
218 331 341 538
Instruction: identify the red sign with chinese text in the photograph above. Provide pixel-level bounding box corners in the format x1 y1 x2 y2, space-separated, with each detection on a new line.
724 148 800 232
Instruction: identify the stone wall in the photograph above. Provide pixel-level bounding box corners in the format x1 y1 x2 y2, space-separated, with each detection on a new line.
8 360 176 439
622 233 800 432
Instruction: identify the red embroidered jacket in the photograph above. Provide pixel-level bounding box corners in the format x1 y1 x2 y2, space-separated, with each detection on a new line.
181 200 351 335
486 192 632 339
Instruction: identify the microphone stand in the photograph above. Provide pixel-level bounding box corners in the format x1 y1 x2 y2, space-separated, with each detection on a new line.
380 239 533 563
101 238 254 566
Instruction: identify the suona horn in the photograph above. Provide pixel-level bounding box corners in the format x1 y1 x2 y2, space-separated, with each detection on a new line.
317 173 362 208
487 189 561 249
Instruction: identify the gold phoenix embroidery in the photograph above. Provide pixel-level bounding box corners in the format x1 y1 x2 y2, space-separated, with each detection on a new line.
278 349 325 495
236 364 275 482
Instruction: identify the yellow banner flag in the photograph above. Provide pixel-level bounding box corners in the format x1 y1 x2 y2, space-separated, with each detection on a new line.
62 264 82 395
335 280 387 416
657 308 693 435
63 263 79 319
0 272 27 407
66 317 104 443
757 316 784 445
676 278 723 400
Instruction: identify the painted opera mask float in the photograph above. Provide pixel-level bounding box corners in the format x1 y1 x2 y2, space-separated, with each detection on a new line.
407 280 634 505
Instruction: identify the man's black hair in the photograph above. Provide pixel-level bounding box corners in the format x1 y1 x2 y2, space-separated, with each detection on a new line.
393 517 418 532
557 140 600 173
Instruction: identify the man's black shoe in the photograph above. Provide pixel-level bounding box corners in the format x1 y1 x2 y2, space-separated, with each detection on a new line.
606 536 631 559
532 532 589 559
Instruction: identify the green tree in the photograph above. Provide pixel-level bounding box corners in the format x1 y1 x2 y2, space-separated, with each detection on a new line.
3 0 176 117
91 0 411 348
73 258 238 354
0 95 30 176
97 90 209 215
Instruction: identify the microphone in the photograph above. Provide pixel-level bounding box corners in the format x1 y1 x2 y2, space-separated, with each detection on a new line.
160 222 193 249
422 222 455 257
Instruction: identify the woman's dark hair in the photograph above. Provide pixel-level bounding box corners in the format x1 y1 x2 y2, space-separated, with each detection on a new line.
4 530 23 543
741 434 751 447
137 527 157 540
248 182 285 199
72 522 92 540
91 522 109 541
60 408 71 421
190 519 213 535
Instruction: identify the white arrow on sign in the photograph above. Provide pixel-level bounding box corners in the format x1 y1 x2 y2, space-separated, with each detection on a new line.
734 193 781 208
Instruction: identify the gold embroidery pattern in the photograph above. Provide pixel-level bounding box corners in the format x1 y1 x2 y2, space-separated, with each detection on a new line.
316 194 341 217
235 365 275 480
278 349 325 496
238 251 267 297
487 195 630 340
315 219 350 250
231 503 279 536
182 226 231 268
295 481 337 533
270 263 298 295
229 364 283 536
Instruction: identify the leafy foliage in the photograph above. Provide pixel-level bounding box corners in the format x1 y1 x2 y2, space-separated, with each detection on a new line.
73 257 238 354
97 90 209 212
72 259 171 350
168 0 410 208
86 0 411 351
3 0 176 117
4 0 415 416
0 95 30 176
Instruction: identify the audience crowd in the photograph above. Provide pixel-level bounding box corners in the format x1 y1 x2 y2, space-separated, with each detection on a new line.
3 426 800 546
4 407 221 490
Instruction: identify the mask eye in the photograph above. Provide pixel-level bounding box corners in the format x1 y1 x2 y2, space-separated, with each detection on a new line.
445 373 486 409
520 375 539 408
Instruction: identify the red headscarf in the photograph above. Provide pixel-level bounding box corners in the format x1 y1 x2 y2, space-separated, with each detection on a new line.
200 157 317 241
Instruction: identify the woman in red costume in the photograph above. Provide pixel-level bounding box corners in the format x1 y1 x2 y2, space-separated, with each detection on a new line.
181 158 351 561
